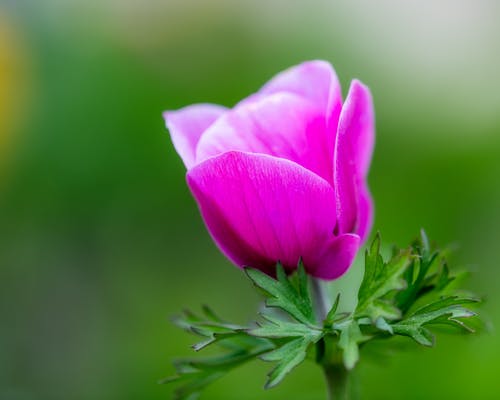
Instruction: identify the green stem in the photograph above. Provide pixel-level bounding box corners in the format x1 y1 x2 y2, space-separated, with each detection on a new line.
311 277 330 322
311 278 350 399
323 364 349 400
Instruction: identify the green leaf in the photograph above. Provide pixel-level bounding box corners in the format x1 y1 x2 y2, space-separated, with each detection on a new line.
165 307 276 399
245 264 316 325
163 369 225 400
395 232 473 316
191 331 242 352
435 262 455 291
249 313 322 339
350 231 481 355
324 293 341 328
248 293 324 388
200 304 226 322
395 232 442 314
244 264 326 388
369 299 402 320
392 296 479 346
355 233 412 320
374 317 394 334
164 339 274 400
392 324 435 346
245 262 324 389
171 309 246 351
261 336 319 388
338 320 369 370
296 260 310 301
165 231 482 399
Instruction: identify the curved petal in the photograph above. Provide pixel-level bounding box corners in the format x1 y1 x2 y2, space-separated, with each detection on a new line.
187 151 339 275
312 233 360 280
164 103 227 169
356 184 374 244
195 93 334 184
259 60 343 130
334 80 375 234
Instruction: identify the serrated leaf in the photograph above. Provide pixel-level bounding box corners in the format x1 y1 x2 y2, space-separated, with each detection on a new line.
168 370 225 400
395 230 470 317
164 338 274 399
374 317 394 334
392 324 435 346
413 296 478 315
296 261 310 301
191 331 243 351
435 263 454 291
338 320 369 370
171 308 249 353
418 229 431 258
248 307 323 388
391 296 479 346
201 304 225 323
261 336 318 388
172 310 243 337
369 299 402 320
166 231 482 399
190 322 243 337
355 234 411 320
323 293 341 328
245 265 316 325
171 309 204 331
165 306 277 399
249 313 322 339
395 243 441 314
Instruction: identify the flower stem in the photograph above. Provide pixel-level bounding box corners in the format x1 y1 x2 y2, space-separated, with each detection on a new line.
311 277 330 322
323 364 349 400
311 278 350 400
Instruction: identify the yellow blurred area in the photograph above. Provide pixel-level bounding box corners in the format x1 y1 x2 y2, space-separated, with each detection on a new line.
0 11 26 169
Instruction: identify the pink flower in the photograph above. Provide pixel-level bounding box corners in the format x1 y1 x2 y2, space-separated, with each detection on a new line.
164 61 374 280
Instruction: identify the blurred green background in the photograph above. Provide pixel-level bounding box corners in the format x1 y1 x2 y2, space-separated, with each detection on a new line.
1 1 499 399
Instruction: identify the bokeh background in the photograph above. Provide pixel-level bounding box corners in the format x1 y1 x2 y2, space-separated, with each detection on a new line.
1 1 499 399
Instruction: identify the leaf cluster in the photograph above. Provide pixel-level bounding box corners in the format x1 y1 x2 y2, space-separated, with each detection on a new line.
341 231 480 368
162 306 274 399
164 231 481 398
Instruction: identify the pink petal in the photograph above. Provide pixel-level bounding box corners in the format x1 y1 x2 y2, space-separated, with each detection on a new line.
311 234 360 280
334 80 375 235
259 60 343 129
163 104 227 169
186 151 341 276
195 93 334 184
356 184 374 244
